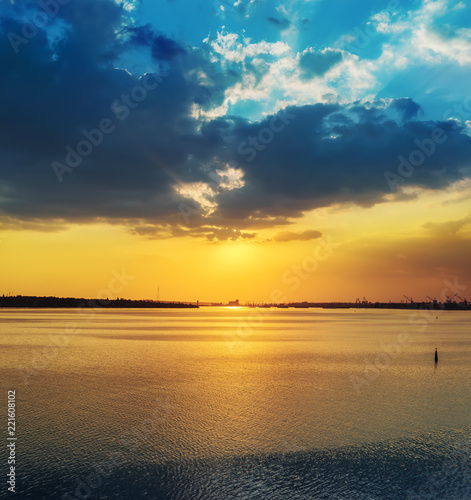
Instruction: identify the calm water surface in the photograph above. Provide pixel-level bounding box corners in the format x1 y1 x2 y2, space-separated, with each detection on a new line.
1 307 470 499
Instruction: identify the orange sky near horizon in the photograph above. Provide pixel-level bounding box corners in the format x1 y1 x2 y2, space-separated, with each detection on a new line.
2 181 470 304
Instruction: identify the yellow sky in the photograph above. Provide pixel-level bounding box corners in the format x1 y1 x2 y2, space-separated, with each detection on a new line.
1 181 470 303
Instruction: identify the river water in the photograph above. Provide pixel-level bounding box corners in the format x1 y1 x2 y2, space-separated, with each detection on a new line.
1 307 470 499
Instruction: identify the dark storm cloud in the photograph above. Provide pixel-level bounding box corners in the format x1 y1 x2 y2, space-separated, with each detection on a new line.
391 98 422 122
208 102 470 223
299 49 343 79
273 230 323 242
0 0 470 237
267 16 290 30
0 0 239 222
152 35 186 60
125 24 155 46
126 25 186 59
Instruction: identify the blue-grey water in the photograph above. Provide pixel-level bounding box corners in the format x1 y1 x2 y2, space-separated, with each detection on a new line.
1 307 470 499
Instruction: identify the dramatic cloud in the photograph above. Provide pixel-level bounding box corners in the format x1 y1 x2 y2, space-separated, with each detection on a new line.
422 214 471 236
273 230 323 242
151 35 187 60
132 224 257 242
299 48 344 79
126 26 187 60
0 0 470 241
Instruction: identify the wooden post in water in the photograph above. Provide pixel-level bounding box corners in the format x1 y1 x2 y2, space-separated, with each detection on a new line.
435 348 438 364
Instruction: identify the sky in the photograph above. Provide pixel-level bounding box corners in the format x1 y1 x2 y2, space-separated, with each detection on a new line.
0 0 470 303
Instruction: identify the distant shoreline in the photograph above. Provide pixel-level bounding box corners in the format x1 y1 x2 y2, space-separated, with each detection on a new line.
246 301 470 311
254 302 471 311
0 296 198 309
0 296 469 310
